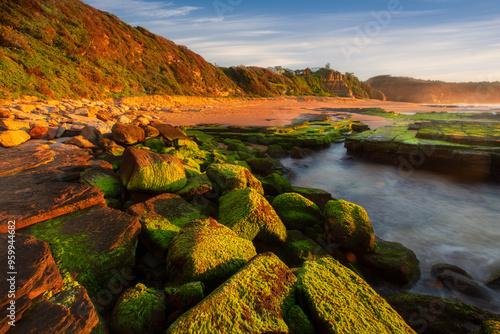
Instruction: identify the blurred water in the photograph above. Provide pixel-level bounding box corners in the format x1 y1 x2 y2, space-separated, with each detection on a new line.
282 144 500 310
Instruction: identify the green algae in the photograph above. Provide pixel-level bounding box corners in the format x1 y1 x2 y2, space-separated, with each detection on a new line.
285 230 328 266
143 137 167 153
164 281 205 309
483 320 500 334
261 173 293 196
285 305 316 334
272 193 323 230
297 256 416 334
166 252 297 334
323 200 375 253
176 173 213 200
19 206 138 297
218 188 287 243
111 283 167 334
166 218 257 287
80 167 121 198
206 162 264 195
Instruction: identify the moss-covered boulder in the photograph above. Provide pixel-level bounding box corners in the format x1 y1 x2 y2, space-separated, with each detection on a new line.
166 218 257 287
267 144 288 158
111 283 166 334
143 137 167 153
261 173 293 196
360 240 421 288
80 167 122 198
219 188 287 243
128 193 205 258
206 163 264 195
247 157 276 176
286 304 316 334
120 147 187 193
272 193 323 230
284 230 328 266
323 200 375 253
166 252 297 334
292 186 334 211
385 293 500 334
483 321 500 334
297 256 416 334
19 204 141 297
176 173 213 201
164 281 205 310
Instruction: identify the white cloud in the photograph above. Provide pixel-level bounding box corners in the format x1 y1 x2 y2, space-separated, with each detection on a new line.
82 0 201 19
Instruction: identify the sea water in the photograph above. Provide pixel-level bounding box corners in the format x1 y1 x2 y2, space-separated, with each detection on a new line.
282 144 500 311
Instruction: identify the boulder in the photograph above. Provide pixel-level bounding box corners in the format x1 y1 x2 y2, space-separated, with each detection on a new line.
266 144 288 158
0 234 63 333
112 123 145 145
111 283 166 334
261 173 292 196
164 281 205 310
0 130 31 147
8 285 99 334
166 252 297 334
483 321 500 334
0 181 105 232
431 264 492 302
144 125 160 138
206 163 264 195
386 293 500 334
284 230 328 266
120 147 187 193
65 135 97 149
80 167 122 198
151 122 188 142
127 193 205 257
297 256 416 334
361 240 421 288
0 108 10 118
485 269 500 290
247 157 276 176
66 115 112 134
272 193 323 230
19 204 141 297
0 119 30 131
176 173 213 201
291 186 334 211
29 126 57 140
166 218 257 287
323 199 375 253
80 125 102 145
0 144 55 178
286 305 316 334
219 188 287 243
143 137 167 153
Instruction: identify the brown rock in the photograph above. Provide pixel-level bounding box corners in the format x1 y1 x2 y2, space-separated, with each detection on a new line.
150 122 188 142
112 123 145 145
81 126 102 145
0 234 63 333
144 125 160 138
0 108 10 118
65 135 97 149
0 119 29 131
7 286 99 334
0 130 31 147
0 181 105 232
15 104 37 112
0 147 54 177
29 126 57 140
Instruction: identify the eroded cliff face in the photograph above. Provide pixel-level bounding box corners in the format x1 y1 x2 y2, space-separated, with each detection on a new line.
318 70 354 98
368 75 500 103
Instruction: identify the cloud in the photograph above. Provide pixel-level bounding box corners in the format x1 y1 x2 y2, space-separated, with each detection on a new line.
82 0 201 19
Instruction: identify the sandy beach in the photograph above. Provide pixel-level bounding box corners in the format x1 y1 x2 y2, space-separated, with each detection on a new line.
150 96 462 127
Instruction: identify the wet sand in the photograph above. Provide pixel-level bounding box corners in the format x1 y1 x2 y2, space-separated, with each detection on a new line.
156 96 456 127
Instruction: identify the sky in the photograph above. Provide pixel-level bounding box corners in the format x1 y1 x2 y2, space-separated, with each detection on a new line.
81 0 500 82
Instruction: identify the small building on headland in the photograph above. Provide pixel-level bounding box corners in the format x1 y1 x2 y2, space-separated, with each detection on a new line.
294 68 313 76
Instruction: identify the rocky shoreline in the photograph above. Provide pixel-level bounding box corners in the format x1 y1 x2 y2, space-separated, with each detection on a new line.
0 98 499 334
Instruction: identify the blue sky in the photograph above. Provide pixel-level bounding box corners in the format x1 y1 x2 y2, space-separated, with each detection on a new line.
82 0 500 82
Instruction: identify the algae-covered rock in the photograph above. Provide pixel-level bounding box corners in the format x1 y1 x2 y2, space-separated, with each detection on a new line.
111 283 166 334
176 173 213 201
80 167 122 198
291 186 334 211
120 147 187 193
261 173 292 196
361 240 421 288
219 188 287 243
247 157 276 176
272 193 323 230
166 218 257 287
19 204 141 297
286 305 316 334
323 199 375 253
284 230 328 266
128 193 204 257
297 256 416 334
143 137 167 153
386 293 500 334
166 252 297 334
483 320 500 334
164 281 205 309
206 162 264 195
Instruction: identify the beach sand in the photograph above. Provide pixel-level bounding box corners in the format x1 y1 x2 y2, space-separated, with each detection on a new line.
155 96 456 127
